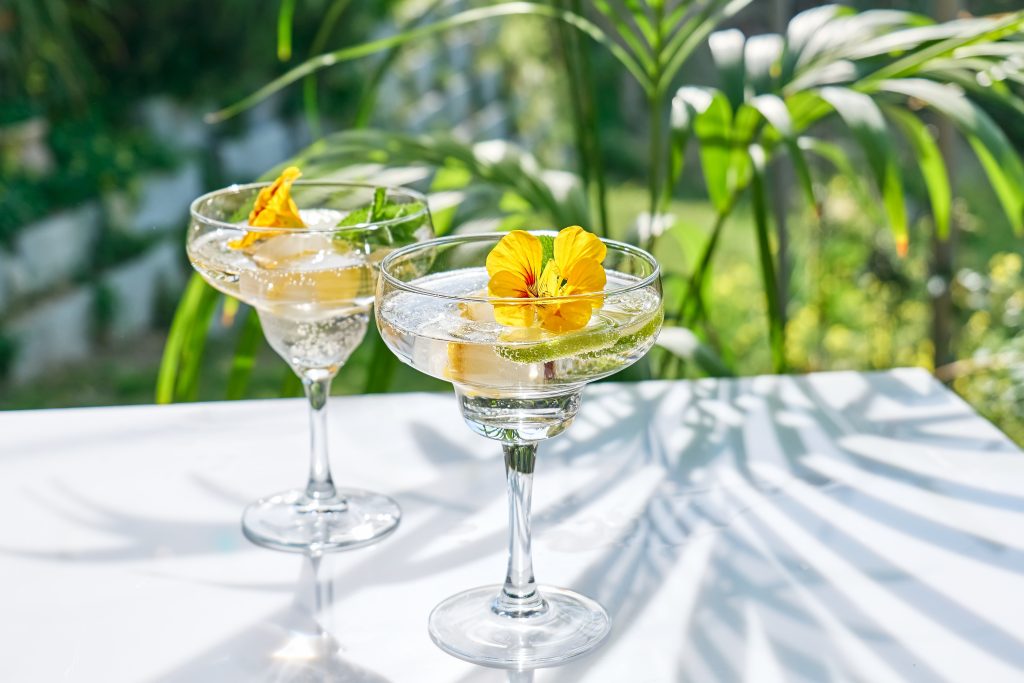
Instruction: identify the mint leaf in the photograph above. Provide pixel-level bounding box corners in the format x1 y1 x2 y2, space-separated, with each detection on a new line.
228 203 251 223
336 196 425 229
537 235 555 273
368 187 387 223
333 189 428 249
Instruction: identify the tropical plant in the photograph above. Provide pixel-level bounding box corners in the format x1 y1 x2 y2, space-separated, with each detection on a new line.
157 1 1024 403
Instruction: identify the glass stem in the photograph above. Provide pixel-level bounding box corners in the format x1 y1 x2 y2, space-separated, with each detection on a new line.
302 370 337 501
493 442 547 618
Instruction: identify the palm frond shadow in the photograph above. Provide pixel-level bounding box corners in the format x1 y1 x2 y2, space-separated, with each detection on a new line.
6 375 1024 679
0 481 244 562
484 373 1024 681
310 387 669 592
665 373 1024 681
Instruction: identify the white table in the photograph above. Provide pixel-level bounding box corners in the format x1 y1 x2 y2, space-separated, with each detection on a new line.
1 369 1022 682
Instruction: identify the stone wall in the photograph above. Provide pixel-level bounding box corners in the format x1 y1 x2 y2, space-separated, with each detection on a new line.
0 1 557 387
0 187 191 385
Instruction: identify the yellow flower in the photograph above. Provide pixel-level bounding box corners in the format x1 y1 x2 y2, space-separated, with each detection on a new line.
229 166 306 249
486 226 607 332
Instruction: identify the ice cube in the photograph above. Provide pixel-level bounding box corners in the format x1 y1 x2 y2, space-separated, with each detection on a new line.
297 208 346 230
241 236 373 313
250 233 337 269
410 331 543 390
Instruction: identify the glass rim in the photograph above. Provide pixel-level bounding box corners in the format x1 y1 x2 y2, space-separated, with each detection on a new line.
189 180 430 233
379 232 661 305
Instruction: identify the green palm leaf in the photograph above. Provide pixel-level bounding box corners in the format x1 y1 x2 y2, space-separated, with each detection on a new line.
748 94 818 214
671 86 735 214
817 86 908 254
884 106 952 239
156 273 220 403
206 2 648 123
296 129 590 229
225 308 264 400
873 78 1024 234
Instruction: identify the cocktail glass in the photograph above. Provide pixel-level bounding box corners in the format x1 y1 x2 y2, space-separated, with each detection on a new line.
187 181 433 553
375 233 662 667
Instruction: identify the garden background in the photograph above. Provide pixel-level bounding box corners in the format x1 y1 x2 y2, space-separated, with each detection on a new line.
2 0 1022 444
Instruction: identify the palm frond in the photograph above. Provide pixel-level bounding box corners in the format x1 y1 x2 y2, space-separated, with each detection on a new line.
296 129 591 229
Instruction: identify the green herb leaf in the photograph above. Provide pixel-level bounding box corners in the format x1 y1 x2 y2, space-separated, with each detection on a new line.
336 195 425 229
334 189 428 249
369 187 387 223
537 234 555 273
228 203 252 223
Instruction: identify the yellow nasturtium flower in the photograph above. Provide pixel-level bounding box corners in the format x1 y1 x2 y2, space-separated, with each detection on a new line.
229 166 306 249
486 226 607 333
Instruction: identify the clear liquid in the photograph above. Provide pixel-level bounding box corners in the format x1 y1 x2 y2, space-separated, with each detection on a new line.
377 267 663 397
188 214 376 372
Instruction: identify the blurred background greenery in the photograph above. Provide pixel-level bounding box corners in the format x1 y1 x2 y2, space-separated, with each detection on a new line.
1 0 1022 444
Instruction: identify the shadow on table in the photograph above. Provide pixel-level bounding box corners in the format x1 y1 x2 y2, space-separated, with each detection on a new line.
151 554 391 683
6 372 1024 681
552 372 1024 682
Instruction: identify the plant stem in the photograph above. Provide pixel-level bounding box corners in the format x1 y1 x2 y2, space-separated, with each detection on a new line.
572 0 608 236
302 0 354 138
643 2 665 252
932 0 960 370
645 91 664 253
657 195 737 378
207 4 649 125
554 2 592 216
751 156 787 373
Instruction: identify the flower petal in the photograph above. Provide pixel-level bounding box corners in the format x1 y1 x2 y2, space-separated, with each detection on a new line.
486 231 543 288
539 298 594 332
230 166 306 249
553 225 606 273
536 260 564 298
250 166 305 228
484 227 607 332
493 301 538 328
562 258 607 305
488 270 532 299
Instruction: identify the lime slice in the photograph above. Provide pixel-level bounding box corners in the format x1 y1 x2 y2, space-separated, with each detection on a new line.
580 309 663 358
496 309 662 364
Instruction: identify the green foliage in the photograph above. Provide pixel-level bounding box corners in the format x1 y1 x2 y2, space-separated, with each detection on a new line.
92 230 160 272
156 274 221 403
0 109 176 243
158 0 1024 438
783 177 934 373
92 282 117 341
951 252 1024 445
0 0 102 109
334 189 427 239
225 308 264 401
296 129 590 229
0 330 17 383
661 5 1024 376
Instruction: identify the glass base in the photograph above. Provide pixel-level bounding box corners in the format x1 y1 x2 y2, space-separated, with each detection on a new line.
242 488 400 554
428 584 610 669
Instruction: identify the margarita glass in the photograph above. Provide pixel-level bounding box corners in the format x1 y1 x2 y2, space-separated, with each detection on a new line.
187 180 433 553
376 233 662 667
